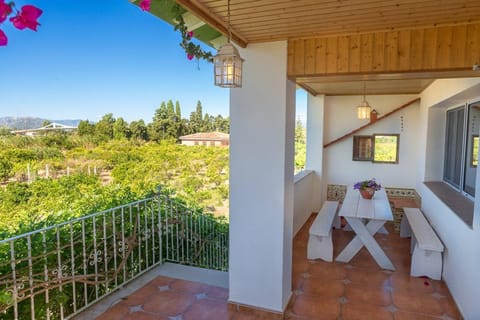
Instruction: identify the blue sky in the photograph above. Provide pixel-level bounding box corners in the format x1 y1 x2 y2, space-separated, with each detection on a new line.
0 0 306 123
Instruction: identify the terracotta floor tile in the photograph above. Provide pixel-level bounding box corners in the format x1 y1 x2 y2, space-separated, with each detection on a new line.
142 290 194 316
439 296 463 319
292 258 310 274
393 311 440 320
301 277 345 298
348 249 385 269
97 212 464 320
169 278 208 294
390 274 435 294
204 285 229 301
308 261 347 280
96 303 130 320
433 280 451 296
147 275 175 287
183 299 232 320
122 311 169 320
341 303 394 320
392 291 444 316
291 294 340 319
346 267 391 288
344 283 392 306
292 273 305 290
232 310 272 319
120 283 160 306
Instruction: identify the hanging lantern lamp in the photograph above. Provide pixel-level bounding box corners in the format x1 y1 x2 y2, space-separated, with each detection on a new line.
357 82 372 119
214 0 243 88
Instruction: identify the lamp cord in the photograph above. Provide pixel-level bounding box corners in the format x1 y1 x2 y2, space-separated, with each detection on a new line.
227 0 231 43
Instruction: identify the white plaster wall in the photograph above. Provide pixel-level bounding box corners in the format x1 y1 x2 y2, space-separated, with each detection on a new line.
293 170 314 236
229 41 295 312
306 95 325 212
418 183 480 319
323 95 420 192
424 107 446 181
416 78 480 319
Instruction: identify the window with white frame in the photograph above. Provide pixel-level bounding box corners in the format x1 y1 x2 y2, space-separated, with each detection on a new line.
443 101 480 197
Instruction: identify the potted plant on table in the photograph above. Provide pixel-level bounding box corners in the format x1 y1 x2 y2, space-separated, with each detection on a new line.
353 178 382 199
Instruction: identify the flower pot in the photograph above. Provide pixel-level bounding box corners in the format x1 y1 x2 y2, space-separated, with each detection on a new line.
359 188 375 199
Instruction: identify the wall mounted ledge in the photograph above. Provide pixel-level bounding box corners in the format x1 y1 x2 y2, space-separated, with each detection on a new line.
424 181 473 228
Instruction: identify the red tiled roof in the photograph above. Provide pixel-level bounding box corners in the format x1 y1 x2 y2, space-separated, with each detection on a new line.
179 132 229 141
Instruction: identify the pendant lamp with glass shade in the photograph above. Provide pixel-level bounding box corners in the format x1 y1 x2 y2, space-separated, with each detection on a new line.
214 0 244 88
357 83 372 119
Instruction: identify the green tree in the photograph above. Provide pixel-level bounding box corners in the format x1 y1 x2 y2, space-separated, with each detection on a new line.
149 102 168 142
212 115 229 133
0 127 12 136
95 113 115 141
175 101 186 137
0 156 13 182
189 101 204 133
295 117 306 172
129 120 148 141
77 120 95 136
113 117 130 139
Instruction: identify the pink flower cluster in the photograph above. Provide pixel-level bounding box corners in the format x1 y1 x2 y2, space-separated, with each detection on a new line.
139 0 151 12
0 0 42 46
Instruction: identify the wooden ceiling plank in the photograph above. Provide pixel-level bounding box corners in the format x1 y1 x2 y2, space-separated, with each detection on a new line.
451 25 468 68
435 26 453 69
314 38 327 74
350 35 361 73
175 0 248 47
224 1 479 25
398 30 412 71
213 0 463 19
410 29 425 70
241 17 480 43
360 33 374 72
234 11 480 36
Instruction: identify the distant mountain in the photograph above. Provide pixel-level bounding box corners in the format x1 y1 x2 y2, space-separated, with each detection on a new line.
0 117 82 130
53 119 82 127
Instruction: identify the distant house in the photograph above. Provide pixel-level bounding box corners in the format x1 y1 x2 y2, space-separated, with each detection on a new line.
179 132 229 146
11 122 77 136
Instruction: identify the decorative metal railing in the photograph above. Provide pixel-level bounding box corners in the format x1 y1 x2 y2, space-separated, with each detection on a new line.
0 192 229 320
159 194 228 271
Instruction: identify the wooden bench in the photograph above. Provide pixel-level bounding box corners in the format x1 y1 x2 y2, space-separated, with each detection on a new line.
400 208 444 280
307 201 339 261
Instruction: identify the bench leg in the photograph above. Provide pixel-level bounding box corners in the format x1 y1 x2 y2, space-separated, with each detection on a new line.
410 234 416 255
333 212 341 229
411 245 443 280
400 214 412 238
307 234 333 262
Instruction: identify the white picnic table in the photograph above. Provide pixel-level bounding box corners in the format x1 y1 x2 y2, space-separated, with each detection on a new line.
335 187 395 270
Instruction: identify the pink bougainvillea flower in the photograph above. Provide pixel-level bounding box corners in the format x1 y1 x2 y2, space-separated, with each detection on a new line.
187 53 194 60
187 31 194 38
0 1 12 23
139 0 151 11
0 29 7 46
10 5 43 31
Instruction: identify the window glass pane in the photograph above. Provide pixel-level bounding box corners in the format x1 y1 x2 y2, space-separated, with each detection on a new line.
443 107 464 189
373 134 399 163
352 136 373 161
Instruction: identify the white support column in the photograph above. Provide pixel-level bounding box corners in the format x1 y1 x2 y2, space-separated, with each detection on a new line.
306 94 325 212
229 41 295 313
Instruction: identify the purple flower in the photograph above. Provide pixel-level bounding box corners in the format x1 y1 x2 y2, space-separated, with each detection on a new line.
353 178 381 191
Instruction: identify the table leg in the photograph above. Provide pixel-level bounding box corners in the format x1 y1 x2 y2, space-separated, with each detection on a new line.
336 218 395 270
